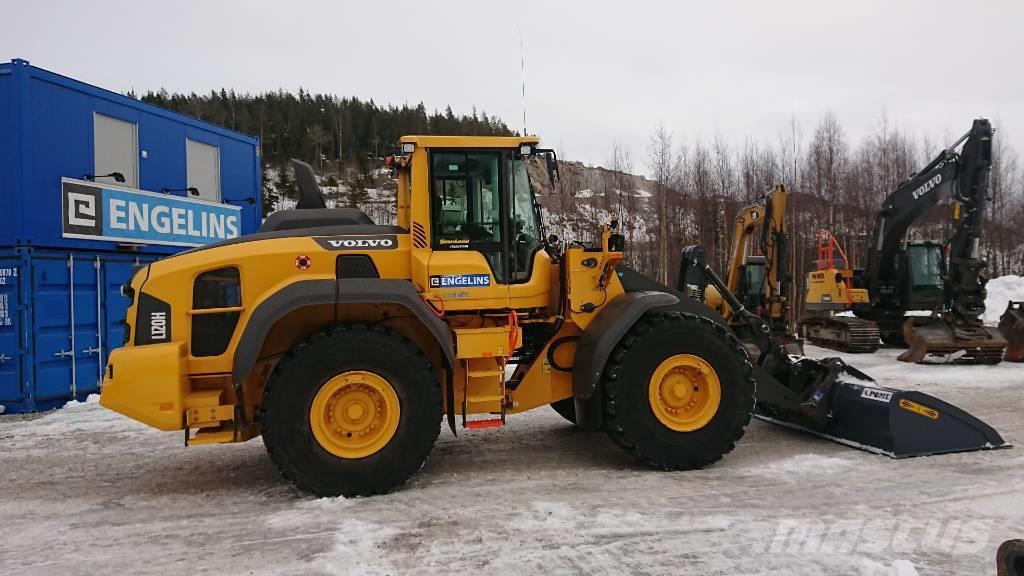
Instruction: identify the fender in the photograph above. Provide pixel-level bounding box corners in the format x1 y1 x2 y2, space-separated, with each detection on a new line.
231 278 454 387
572 290 679 401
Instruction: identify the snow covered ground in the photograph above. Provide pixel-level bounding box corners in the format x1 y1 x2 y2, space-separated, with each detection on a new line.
1 345 1021 575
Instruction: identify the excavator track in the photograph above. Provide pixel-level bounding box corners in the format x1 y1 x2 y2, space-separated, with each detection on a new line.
800 316 881 353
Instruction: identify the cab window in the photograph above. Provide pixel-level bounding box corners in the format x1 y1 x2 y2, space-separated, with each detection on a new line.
431 151 505 279
908 245 943 290
431 152 502 246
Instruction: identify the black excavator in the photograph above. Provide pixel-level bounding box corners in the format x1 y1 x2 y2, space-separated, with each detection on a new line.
679 245 1007 457
851 118 1006 363
800 119 1006 363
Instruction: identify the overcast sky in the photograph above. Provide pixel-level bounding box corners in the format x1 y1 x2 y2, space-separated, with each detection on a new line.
4 0 1023 174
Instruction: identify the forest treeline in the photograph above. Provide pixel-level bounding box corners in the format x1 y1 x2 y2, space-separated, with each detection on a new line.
139 88 515 170
540 113 1024 325
137 88 1022 325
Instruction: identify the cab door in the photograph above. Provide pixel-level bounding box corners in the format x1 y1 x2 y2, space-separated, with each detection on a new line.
426 150 511 310
506 153 551 309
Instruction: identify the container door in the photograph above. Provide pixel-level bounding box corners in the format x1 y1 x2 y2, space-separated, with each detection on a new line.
71 255 103 395
0 255 25 409
31 254 76 402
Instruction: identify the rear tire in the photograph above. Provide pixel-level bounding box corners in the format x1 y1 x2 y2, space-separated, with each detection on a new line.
260 324 441 497
602 312 754 470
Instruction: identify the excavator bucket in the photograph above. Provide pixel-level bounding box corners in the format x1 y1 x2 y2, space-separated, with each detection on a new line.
753 355 1009 457
998 302 1024 362
899 316 1007 364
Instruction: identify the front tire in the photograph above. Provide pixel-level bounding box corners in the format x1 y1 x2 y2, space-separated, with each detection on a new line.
602 312 754 470
260 324 441 497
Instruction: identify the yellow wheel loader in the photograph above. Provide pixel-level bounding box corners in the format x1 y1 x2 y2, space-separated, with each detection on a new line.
100 136 1007 497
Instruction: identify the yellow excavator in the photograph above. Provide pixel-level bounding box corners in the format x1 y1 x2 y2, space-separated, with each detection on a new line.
800 230 881 353
704 185 799 354
98 135 1007 497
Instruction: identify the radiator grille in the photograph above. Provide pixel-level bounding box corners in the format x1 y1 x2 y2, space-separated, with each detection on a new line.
336 254 380 279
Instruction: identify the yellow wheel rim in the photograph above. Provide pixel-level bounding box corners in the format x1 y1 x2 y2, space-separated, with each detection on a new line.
309 371 400 459
648 354 721 432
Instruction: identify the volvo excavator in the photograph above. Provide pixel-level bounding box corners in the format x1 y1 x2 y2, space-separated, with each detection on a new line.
98 135 1006 497
856 118 1006 363
803 119 1006 363
703 185 800 355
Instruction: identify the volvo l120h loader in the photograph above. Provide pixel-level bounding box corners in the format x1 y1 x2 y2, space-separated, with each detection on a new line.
100 136 1006 497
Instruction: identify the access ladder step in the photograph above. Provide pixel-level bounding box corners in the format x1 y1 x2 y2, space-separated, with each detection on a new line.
467 369 503 378
466 394 504 403
465 418 504 430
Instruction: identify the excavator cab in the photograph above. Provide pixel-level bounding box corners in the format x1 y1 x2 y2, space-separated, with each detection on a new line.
737 256 767 311
900 242 945 311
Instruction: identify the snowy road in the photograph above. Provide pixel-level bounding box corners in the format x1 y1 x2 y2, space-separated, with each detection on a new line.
1 345 1021 575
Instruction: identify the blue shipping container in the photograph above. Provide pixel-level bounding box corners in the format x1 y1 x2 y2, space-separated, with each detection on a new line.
0 58 262 253
0 247 160 413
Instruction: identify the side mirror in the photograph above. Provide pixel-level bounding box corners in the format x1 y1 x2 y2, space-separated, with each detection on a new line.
608 233 625 252
545 154 559 186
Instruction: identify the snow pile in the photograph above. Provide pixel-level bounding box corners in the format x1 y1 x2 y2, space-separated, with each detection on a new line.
984 275 1024 325
62 393 100 409
858 558 919 576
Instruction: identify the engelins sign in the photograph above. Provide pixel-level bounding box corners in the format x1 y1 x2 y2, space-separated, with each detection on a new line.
61 179 241 247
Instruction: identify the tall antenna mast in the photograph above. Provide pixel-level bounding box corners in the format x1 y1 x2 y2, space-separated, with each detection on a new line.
518 27 527 136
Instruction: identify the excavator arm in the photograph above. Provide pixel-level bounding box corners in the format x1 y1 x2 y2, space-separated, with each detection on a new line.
945 119 993 324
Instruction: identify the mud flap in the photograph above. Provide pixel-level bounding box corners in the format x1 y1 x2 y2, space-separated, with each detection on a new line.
999 302 1024 362
752 355 1009 457
899 316 1007 364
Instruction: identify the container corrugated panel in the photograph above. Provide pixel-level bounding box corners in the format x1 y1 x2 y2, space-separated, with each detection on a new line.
0 247 158 413
0 58 262 253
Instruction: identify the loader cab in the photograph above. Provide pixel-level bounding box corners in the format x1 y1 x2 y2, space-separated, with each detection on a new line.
428 149 544 282
899 242 944 310
398 136 557 312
